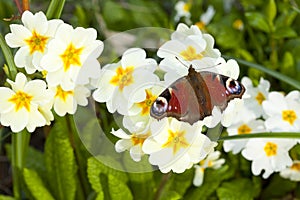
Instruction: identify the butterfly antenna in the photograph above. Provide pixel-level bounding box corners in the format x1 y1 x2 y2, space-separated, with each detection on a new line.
175 56 191 69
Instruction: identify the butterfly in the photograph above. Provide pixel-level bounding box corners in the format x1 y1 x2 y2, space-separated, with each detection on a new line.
150 65 245 125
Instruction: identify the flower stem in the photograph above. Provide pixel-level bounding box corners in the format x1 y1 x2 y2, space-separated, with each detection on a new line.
219 132 300 141
0 33 18 80
154 173 172 200
11 130 31 199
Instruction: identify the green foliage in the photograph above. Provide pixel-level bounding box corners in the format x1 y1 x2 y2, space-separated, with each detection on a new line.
1 0 300 199
23 168 55 200
216 178 257 200
44 119 77 200
0 195 15 200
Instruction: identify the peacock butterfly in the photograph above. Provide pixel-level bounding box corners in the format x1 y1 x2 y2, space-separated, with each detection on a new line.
150 66 245 125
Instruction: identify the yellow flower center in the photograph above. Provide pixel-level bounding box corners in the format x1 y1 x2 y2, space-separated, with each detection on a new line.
8 91 33 112
180 46 203 61
55 86 74 102
183 3 191 12
237 124 252 135
233 19 244 30
131 133 149 146
137 89 157 116
264 142 277 157
162 130 189 155
255 92 266 105
41 70 48 78
60 43 83 71
110 66 134 91
24 30 49 54
282 110 297 125
291 162 300 171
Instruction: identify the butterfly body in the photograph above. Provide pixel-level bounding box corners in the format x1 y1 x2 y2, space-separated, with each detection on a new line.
150 66 245 125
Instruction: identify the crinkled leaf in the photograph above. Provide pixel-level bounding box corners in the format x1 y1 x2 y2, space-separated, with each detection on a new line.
245 12 270 33
44 119 77 200
108 174 133 200
123 152 155 200
23 168 55 200
216 178 254 200
87 157 104 200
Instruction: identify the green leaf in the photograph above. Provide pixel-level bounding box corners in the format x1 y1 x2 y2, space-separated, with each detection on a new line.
87 157 104 199
245 12 270 33
87 157 129 199
0 34 17 80
217 178 255 200
108 174 133 200
159 191 181 200
273 27 297 39
46 0 66 19
23 168 55 200
44 120 77 200
123 152 155 200
0 195 15 200
264 0 276 27
261 174 296 198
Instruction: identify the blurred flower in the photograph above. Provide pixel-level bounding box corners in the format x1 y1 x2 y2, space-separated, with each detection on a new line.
280 160 300 181
50 84 90 116
242 138 295 178
93 48 159 115
41 23 103 90
0 73 53 132
263 91 300 132
142 118 216 173
174 1 191 23
5 11 63 74
195 6 215 31
242 77 270 118
193 151 225 187
223 119 265 154
111 128 150 162
233 19 244 31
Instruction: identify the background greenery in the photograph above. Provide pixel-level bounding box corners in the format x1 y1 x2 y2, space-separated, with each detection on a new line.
0 0 300 199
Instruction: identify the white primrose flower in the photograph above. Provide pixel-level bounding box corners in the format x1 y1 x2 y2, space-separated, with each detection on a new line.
195 6 216 30
174 1 191 22
263 91 300 132
123 85 164 133
242 77 270 118
41 23 103 90
92 48 159 115
193 150 225 187
223 118 266 154
111 128 150 162
0 73 53 132
50 84 91 116
158 24 222 84
280 160 300 182
5 10 63 74
142 118 217 173
242 138 295 179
